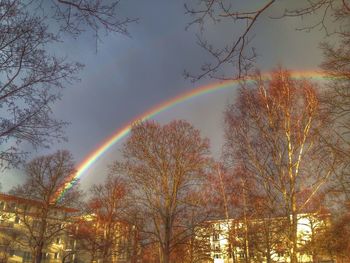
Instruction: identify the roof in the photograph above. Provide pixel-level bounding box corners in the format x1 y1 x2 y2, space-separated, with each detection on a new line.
0 193 78 213
204 211 332 225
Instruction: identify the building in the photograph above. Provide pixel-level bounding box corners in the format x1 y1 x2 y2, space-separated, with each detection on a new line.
0 193 78 262
71 214 139 263
195 213 334 263
0 193 137 263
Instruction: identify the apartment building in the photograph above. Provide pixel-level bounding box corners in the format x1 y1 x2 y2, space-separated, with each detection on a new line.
72 214 139 263
0 193 77 262
0 193 137 263
195 213 334 263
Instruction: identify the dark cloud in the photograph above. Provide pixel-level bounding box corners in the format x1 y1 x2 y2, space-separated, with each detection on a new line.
1 0 328 191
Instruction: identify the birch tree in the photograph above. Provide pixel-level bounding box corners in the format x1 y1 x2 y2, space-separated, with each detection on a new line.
224 68 334 263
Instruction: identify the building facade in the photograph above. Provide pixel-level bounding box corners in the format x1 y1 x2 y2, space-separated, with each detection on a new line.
0 193 137 263
195 213 334 263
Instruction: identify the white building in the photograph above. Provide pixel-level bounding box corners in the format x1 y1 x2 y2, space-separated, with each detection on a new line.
195 213 333 263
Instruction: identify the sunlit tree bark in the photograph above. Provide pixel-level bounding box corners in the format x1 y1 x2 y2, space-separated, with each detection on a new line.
224 68 335 263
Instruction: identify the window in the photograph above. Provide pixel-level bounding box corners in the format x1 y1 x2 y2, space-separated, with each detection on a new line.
213 232 220 241
54 252 59 259
214 245 220 252
69 239 76 249
239 252 245 259
237 231 244 238
23 251 32 262
226 244 232 258
8 202 16 212
14 216 20 224
9 249 15 257
277 251 285 257
41 252 50 260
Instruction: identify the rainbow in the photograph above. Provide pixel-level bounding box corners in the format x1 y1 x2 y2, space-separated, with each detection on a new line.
56 70 332 201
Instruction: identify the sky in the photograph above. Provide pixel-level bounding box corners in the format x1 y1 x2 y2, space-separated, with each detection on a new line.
1 0 328 191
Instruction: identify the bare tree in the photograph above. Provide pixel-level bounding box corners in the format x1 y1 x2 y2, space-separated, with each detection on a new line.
320 31 350 206
10 150 82 263
113 120 212 263
318 38 350 261
223 68 335 263
0 0 137 168
0 227 21 263
185 0 349 80
0 1 82 168
171 188 214 263
317 207 350 262
209 163 284 263
28 0 137 38
74 175 134 263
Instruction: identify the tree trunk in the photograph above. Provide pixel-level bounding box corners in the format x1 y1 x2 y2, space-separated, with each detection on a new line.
189 234 194 263
265 224 271 263
34 216 47 263
130 226 139 263
266 248 271 263
162 236 171 263
33 242 43 263
160 214 172 263
290 194 298 263
162 251 170 263
242 179 251 263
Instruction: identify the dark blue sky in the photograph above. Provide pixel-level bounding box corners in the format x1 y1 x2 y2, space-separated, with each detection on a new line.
2 0 327 191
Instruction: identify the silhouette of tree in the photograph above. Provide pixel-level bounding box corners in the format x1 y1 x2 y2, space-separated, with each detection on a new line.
0 0 136 168
185 1 349 80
